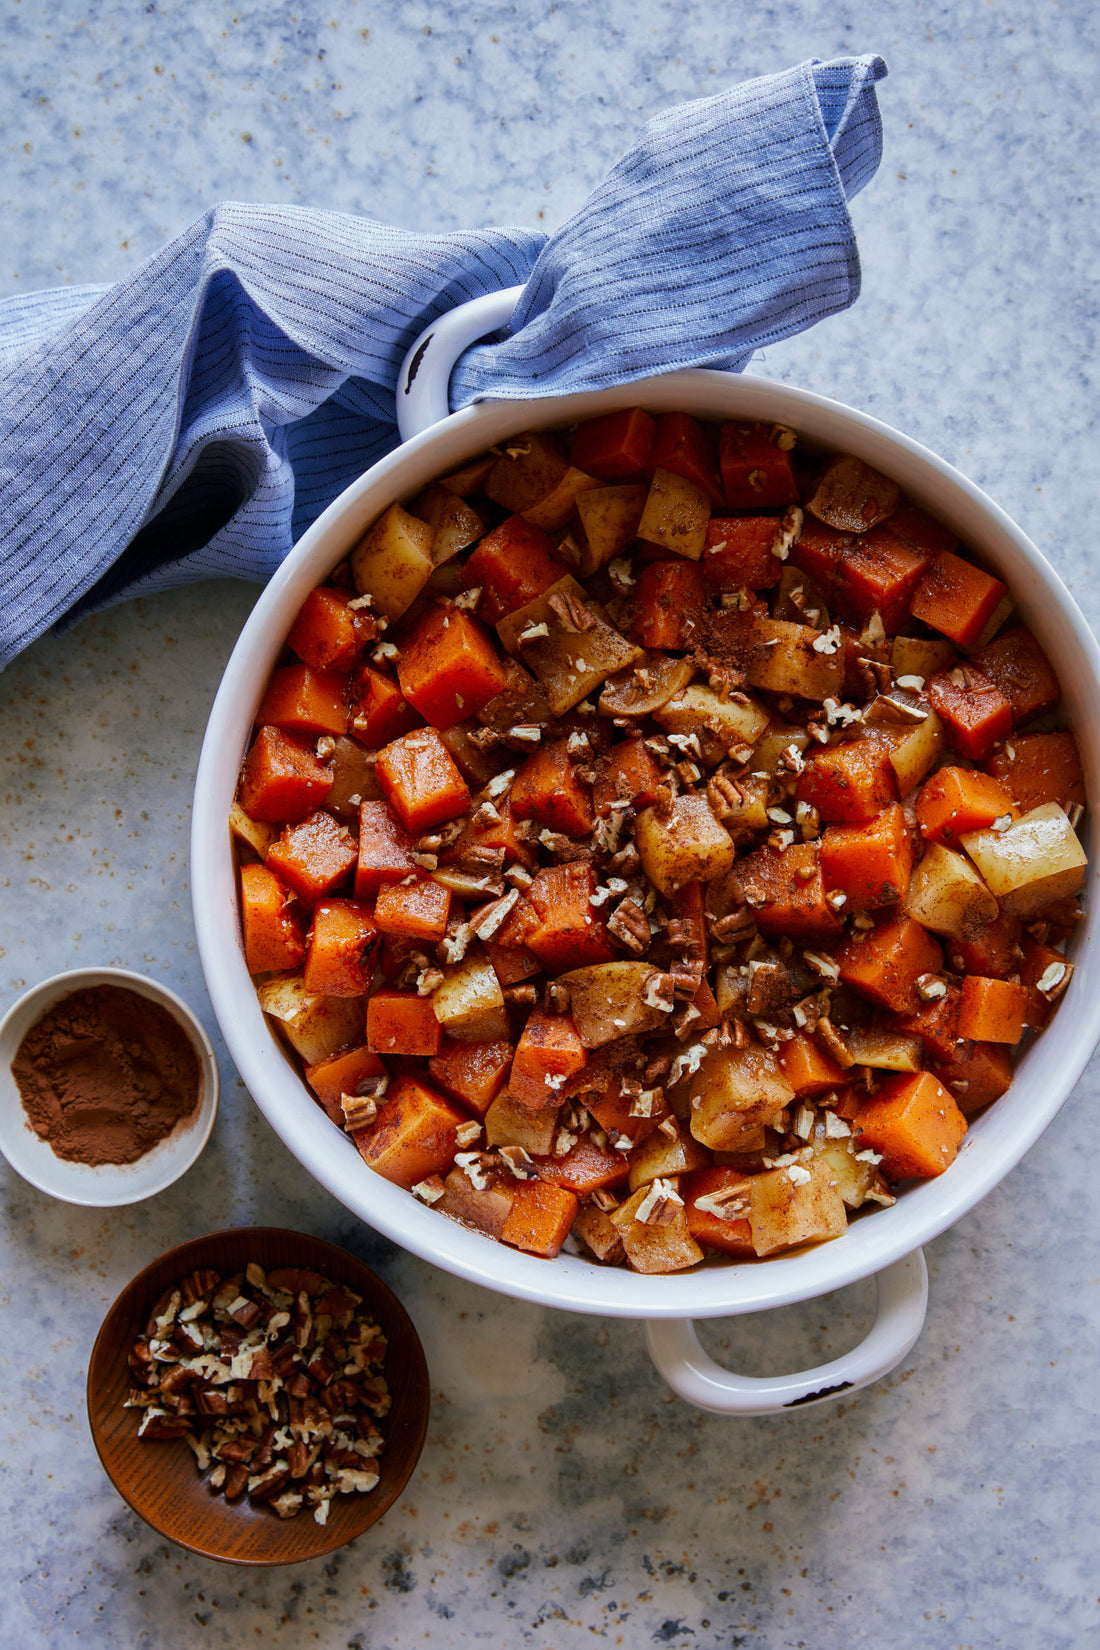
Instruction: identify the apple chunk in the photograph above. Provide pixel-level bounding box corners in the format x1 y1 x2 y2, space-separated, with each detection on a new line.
961 804 1086 916
634 795 736 896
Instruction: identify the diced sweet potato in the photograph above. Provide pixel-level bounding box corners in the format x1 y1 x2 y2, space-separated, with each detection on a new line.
375 725 470 832
373 876 452 941
397 600 509 728
348 662 422 747
524 862 617 972
790 517 847 593
303 1043 387 1127
915 767 1015 846
501 1179 579 1258
428 1037 514 1116
837 915 944 1014
778 1032 851 1098
932 1042 1014 1116
957 976 1028 1044
797 738 898 824
831 526 928 631
511 740 593 836
464 516 571 623
286 586 376 673
367 988 443 1057
854 1071 967 1180
909 550 1007 646
265 810 359 904
585 1078 671 1148
240 862 306 974
946 913 1023 979
354 799 418 896
702 516 785 590
970 626 1060 725
531 1136 631 1196
238 726 333 825
304 898 378 996
648 411 724 508
719 420 799 510
255 664 349 738
986 731 1085 813
896 982 965 1064
484 936 542 987
733 843 842 941
508 1010 588 1109
352 1074 465 1189
820 803 913 913
882 496 958 558
570 407 656 480
444 791 537 878
1018 936 1073 1030
629 559 707 651
925 663 1012 761
681 1166 755 1256
594 737 665 817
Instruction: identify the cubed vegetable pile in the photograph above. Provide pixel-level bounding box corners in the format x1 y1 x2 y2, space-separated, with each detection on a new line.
231 407 1086 1273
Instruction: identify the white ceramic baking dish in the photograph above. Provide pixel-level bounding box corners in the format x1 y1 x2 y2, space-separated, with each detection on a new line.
192 288 1100 1415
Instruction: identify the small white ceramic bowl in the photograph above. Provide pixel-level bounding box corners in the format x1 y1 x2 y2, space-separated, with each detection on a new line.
193 292 1100 1414
0 967 219 1206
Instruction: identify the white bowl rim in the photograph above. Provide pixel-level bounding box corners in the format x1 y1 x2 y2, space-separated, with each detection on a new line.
0 966 220 1207
192 368 1100 1319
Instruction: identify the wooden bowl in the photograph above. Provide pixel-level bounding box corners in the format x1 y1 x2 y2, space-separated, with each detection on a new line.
87 1227 430 1565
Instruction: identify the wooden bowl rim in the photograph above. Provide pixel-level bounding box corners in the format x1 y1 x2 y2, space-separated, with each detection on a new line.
87 1226 430 1566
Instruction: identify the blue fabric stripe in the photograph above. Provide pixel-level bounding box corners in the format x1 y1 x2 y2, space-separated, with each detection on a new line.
0 54 886 665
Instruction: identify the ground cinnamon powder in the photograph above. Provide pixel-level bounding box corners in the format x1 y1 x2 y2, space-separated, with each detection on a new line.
12 983 202 1166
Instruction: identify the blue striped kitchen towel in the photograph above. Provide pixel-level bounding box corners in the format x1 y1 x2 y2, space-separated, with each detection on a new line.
0 53 886 667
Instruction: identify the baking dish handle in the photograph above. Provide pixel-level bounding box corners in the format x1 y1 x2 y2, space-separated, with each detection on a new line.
397 286 526 444
643 1249 928 1416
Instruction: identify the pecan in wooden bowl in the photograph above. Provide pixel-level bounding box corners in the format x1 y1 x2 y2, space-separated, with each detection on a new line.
87 1227 429 1565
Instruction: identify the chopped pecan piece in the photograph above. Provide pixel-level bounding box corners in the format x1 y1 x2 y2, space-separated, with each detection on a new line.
547 588 596 632
128 1262 390 1524
607 897 651 954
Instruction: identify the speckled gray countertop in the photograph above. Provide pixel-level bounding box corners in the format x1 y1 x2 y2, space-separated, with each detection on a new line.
2 4 1098 1646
